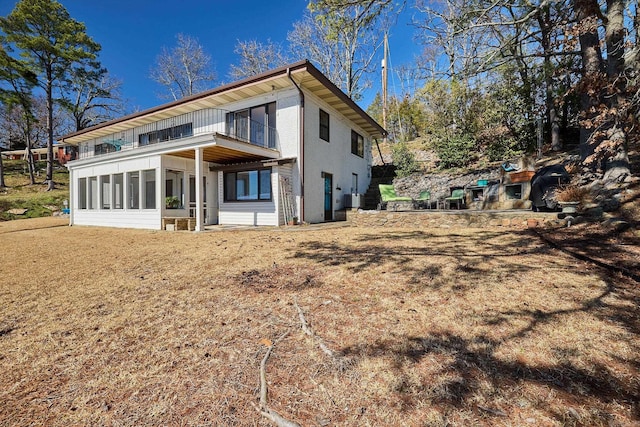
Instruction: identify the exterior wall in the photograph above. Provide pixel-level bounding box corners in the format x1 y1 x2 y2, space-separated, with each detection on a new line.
302 92 373 223
211 88 300 227
71 155 162 229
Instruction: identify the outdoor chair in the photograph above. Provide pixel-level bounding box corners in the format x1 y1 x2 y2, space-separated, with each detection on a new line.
378 184 413 210
444 189 465 209
415 190 431 209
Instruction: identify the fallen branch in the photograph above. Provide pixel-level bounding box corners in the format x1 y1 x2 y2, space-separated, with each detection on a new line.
251 403 301 427
254 332 300 427
294 298 336 359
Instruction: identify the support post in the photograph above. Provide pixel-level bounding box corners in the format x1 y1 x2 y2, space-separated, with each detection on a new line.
195 147 203 232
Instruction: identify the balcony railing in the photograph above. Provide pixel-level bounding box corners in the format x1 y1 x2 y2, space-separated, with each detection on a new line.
78 108 279 160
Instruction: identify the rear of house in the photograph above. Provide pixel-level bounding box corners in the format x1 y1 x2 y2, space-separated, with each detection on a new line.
61 61 385 230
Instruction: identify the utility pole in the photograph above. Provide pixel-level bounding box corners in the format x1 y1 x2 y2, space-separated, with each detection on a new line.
381 33 388 143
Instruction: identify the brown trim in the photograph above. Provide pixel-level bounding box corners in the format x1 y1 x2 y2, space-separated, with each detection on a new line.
304 64 386 137
209 157 296 172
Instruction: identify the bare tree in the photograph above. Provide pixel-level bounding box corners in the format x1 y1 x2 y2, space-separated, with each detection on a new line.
229 39 290 80
59 65 124 131
288 2 393 101
150 34 216 101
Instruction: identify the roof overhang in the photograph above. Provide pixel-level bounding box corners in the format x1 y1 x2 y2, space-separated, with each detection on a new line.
61 60 386 145
65 133 279 169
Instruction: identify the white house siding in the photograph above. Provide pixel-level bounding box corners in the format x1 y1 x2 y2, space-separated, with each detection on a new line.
215 89 301 227
302 93 372 223
217 171 278 226
71 155 162 229
275 93 302 220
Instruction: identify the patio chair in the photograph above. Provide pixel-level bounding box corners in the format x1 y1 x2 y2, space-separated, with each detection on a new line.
444 189 465 209
415 190 431 209
378 184 413 210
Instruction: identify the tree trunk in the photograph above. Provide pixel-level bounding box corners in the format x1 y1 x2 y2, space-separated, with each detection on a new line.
602 0 630 182
538 6 562 151
573 0 605 162
25 144 36 185
0 150 5 189
46 70 55 191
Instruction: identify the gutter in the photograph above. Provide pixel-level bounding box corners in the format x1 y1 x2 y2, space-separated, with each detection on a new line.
287 68 305 224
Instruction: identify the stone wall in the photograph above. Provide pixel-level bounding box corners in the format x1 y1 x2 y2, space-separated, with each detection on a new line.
348 209 559 229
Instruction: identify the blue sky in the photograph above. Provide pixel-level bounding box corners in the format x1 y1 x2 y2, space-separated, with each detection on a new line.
0 0 419 113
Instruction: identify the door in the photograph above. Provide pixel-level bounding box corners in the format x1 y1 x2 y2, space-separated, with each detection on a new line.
324 173 333 221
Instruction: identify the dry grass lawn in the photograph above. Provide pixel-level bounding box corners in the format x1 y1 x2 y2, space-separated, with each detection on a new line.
0 217 638 426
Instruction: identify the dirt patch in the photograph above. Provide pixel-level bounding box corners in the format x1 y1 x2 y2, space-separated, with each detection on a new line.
0 218 638 426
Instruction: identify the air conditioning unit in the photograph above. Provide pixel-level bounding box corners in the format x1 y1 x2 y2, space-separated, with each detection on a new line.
344 193 364 209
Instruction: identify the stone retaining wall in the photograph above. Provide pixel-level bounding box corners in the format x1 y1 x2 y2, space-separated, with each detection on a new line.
347 209 560 229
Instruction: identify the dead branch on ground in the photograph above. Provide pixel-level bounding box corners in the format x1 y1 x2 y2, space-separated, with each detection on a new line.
252 332 301 427
294 298 336 360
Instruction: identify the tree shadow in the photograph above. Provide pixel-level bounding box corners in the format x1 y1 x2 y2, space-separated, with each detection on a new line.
340 330 639 423
289 227 640 423
290 229 553 290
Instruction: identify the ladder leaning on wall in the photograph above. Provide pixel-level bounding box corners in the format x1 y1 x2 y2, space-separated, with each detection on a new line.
279 175 296 225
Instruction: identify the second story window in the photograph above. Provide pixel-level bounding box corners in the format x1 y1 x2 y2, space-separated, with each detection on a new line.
225 102 276 149
139 123 193 146
351 130 364 157
319 109 330 142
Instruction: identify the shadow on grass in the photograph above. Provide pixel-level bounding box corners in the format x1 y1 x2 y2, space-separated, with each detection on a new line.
289 229 552 289
340 331 639 423
290 227 640 423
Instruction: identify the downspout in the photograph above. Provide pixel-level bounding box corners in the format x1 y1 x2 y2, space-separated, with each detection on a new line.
287 68 305 223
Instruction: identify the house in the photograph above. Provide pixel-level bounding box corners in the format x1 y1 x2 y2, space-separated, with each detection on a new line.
60 60 386 230
1 143 76 164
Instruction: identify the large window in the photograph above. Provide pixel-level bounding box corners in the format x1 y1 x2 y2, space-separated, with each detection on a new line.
351 130 364 157
139 123 193 146
142 169 156 209
224 168 271 202
128 172 140 209
100 175 111 209
225 102 276 148
78 178 87 209
88 177 98 209
319 109 330 142
113 174 124 209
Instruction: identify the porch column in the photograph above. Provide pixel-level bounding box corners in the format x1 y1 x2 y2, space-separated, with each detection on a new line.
195 147 203 232
68 168 74 226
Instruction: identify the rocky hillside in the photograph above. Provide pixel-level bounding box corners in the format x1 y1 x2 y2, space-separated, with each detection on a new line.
372 139 639 230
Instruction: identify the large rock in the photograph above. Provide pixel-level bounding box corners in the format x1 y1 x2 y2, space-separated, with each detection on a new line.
8 208 28 215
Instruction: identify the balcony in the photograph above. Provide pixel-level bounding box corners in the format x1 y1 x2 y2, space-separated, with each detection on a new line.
78 108 279 160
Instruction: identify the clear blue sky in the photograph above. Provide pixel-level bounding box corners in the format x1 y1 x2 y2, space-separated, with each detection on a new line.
0 0 419 113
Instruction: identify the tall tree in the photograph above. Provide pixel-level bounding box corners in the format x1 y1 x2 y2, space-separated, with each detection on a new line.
229 39 290 80
0 0 101 190
150 34 216 101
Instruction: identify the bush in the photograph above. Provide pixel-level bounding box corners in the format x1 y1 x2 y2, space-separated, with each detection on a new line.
433 133 476 169
391 142 419 178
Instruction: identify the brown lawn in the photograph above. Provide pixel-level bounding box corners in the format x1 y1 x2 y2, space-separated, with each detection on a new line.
0 217 638 426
